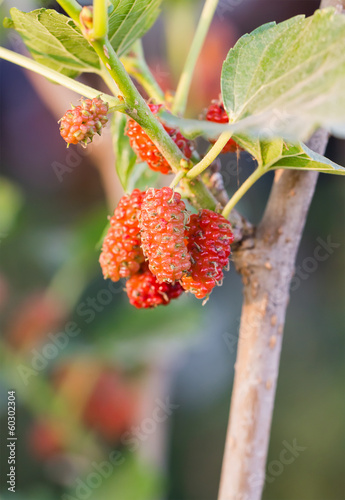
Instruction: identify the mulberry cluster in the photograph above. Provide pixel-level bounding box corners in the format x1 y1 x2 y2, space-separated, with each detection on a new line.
99 187 234 308
206 100 241 154
59 97 108 146
126 104 193 174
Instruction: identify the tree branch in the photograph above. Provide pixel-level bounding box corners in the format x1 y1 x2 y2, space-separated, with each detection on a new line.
217 132 328 500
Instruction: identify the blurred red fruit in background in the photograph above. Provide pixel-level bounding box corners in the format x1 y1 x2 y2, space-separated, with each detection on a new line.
53 360 139 443
6 292 66 351
28 420 66 460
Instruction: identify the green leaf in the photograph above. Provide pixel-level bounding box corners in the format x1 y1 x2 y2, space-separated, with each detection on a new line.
6 8 100 77
268 141 345 175
260 138 284 167
221 8 345 141
95 220 110 250
108 0 162 56
111 112 137 190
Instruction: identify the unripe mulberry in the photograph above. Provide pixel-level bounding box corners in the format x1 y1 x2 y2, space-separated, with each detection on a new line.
140 187 191 282
59 97 108 146
126 104 193 174
206 100 241 153
126 264 184 309
181 209 234 299
99 189 145 281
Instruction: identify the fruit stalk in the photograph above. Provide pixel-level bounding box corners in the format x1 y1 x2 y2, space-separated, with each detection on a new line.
187 131 233 179
222 167 265 218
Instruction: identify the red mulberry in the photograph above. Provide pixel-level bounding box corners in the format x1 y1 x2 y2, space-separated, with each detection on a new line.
126 103 193 174
59 97 108 146
99 189 145 281
126 264 184 309
181 209 234 299
140 187 191 282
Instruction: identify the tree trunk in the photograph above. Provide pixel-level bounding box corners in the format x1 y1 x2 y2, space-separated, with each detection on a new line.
217 129 331 500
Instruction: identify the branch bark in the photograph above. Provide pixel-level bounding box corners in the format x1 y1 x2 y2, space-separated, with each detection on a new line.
219 126 334 500
218 128 330 499
217 128 331 498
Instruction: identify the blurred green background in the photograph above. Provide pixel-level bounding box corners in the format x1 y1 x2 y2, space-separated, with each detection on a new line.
0 0 344 499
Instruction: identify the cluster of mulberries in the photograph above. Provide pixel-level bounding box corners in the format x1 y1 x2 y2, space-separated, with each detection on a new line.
99 187 234 308
59 97 108 146
57 97 237 307
126 104 193 174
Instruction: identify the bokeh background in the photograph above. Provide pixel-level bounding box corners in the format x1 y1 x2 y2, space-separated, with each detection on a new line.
0 0 344 499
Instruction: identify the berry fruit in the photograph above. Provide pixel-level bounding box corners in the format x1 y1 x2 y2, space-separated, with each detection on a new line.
59 97 108 146
28 420 65 460
126 264 184 308
140 187 191 282
99 189 145 281
126 104 193 174
181 209 234 299
83 369 138 441
206 100 241 153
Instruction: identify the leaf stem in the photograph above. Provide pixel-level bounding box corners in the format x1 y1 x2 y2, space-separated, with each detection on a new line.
169 170 186 188
222 167 265 218
93 0 108 39
172 0 219 115
187 131 232 179
100 64 119 95
55 0 82 23
0 47 124 109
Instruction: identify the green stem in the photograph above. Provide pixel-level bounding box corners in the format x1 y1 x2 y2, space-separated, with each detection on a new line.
92 37 186 172
122 40 165 104
0 47 124 109
100 64 119 96
170 170 186 188
181 177 218 211
56 0 82 23
187 131 232 179
122 57 165 104
172 0 219 115
222 167 265 218
93 0 108 39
